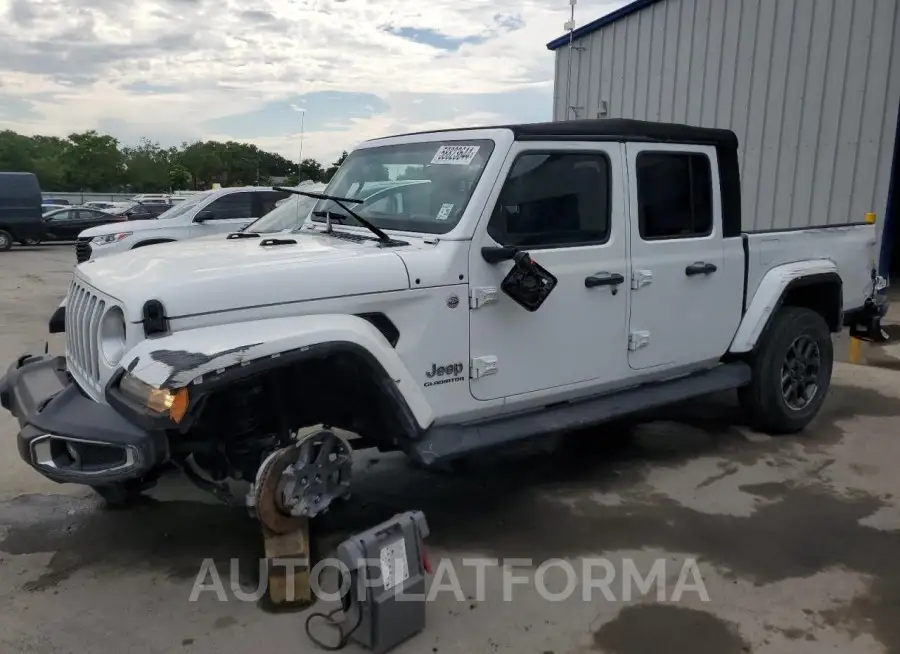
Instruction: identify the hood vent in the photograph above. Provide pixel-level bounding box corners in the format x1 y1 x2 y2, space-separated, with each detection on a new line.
259 238 297 247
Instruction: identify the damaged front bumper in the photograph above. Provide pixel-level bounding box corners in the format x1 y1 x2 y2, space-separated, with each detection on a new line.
0 354 168 485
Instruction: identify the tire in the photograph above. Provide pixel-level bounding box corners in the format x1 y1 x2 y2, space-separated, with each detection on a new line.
91 481 146 509
0 229 12 252
738 306 833 434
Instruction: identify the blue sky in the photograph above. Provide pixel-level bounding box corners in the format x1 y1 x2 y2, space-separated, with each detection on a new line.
0 0 627 163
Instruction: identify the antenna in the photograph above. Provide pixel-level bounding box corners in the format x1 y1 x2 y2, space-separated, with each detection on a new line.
564 0 578 120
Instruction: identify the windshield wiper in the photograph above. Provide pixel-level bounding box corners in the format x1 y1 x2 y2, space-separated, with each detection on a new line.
273 187 403 246
311 210 348 224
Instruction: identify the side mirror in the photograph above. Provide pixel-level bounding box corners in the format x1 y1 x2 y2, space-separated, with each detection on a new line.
195 210 215 223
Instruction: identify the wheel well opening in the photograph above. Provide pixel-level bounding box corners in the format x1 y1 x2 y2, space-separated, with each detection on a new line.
781 281 842 332
179 348 414 476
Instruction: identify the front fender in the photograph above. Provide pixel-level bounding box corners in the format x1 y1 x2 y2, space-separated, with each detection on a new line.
119 314 435 429
729 259 839 353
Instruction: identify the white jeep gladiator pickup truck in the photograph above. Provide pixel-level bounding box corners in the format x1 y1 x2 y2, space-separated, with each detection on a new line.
0 119 888 525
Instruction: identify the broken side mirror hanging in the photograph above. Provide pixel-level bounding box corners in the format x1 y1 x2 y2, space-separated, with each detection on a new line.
502 250 558 312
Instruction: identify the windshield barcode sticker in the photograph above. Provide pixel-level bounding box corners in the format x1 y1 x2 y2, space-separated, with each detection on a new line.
431 145 480 165
436 203 454 220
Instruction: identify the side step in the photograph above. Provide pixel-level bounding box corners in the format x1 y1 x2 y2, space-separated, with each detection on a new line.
411 362 751 464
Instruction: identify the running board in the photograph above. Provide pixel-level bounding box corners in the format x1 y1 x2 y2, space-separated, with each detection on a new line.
411 362 751 464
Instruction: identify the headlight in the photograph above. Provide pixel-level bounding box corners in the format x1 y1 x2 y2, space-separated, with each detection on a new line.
99 307 126 366
118 372 190 422
92 232 132 244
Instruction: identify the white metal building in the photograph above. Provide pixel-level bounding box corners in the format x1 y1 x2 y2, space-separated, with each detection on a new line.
547 0 900 275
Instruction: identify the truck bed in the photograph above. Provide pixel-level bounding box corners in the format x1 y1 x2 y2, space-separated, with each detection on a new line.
744 223 878 315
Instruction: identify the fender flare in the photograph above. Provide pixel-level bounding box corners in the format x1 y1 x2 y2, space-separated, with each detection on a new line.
729 259 841 353
131 238 176 249
118 314 434 430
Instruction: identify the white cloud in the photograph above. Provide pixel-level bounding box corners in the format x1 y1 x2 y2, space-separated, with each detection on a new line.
0 0 628 163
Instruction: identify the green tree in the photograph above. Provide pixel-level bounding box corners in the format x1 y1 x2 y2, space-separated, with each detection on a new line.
168 164 191 189
0 128 336 192
122 138 170 192
62 130 123 190
297 157 326 183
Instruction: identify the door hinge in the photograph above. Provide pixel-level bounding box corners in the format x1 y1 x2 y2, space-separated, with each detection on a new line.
470 356 498 379
470 287 498 309
628 331 651 351
632 270 653 290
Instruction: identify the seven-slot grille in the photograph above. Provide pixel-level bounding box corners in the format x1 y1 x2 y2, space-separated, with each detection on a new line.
65 279 107 394
75 238 92 263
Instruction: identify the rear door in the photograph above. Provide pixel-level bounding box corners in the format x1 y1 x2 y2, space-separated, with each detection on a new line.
625 143 735 370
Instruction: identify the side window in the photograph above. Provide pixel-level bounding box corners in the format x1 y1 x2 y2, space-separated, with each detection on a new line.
487 152 611 248
204 192 254 220
636 152 712 240
256 191 290 217
49 210 75 221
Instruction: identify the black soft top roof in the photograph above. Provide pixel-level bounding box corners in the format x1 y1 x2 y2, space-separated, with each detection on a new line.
370 118 739 150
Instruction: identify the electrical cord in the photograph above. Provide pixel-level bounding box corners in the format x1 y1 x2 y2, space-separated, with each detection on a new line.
304 605 363 651
304 571 363 651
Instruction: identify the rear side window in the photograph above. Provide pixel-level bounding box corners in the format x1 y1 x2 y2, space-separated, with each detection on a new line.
636 152 712 239
256 191 291 217
487 152 611 248
205 192 254 219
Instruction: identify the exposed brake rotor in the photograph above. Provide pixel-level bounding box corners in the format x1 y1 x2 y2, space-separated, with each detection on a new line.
252 429 353 533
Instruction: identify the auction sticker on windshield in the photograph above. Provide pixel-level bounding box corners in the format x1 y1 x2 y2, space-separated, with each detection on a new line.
431 145 480 165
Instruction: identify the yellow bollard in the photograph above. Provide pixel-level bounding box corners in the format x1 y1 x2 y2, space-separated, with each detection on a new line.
849 337 862 364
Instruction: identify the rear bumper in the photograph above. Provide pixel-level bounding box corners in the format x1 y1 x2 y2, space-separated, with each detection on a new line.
845 292 890 342
0 354 168 485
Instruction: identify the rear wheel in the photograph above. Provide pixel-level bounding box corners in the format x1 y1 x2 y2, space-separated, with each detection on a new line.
0 230 12 252
738 306 833 434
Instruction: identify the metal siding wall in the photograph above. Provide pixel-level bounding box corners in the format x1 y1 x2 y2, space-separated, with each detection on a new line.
553 0 900 231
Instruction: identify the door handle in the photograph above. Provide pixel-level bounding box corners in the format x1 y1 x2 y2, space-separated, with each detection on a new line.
685 262 718 276
585 272 625 288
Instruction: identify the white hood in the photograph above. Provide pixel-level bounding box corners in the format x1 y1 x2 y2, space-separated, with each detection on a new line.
75 231 416 321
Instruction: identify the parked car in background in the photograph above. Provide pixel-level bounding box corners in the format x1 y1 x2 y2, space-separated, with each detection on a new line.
239 183 326 234
39 206 127 242
41 204 68 215
0 172 44 251
74 186 291 262
83 201 119 210
42 197 70 206
108 201 171 221
130 193 172 204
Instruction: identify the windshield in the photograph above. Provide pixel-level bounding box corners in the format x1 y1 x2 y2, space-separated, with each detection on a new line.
155 192 210 219
312 140 494 234
246 187 324 233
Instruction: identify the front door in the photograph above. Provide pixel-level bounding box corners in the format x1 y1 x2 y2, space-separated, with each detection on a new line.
625 143 736 370
468 142 631 401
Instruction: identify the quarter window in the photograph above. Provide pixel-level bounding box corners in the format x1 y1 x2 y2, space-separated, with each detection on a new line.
636 152 713 239
487 152 611 248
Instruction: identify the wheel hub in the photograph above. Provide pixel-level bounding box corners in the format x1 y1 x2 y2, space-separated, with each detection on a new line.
251 430 352 532
781 335 821 410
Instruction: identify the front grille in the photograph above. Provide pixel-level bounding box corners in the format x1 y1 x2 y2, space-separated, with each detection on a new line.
75 238 92 263
65 279 107 394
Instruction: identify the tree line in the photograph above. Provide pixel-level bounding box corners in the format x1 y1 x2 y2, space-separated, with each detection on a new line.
0 129 349 193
